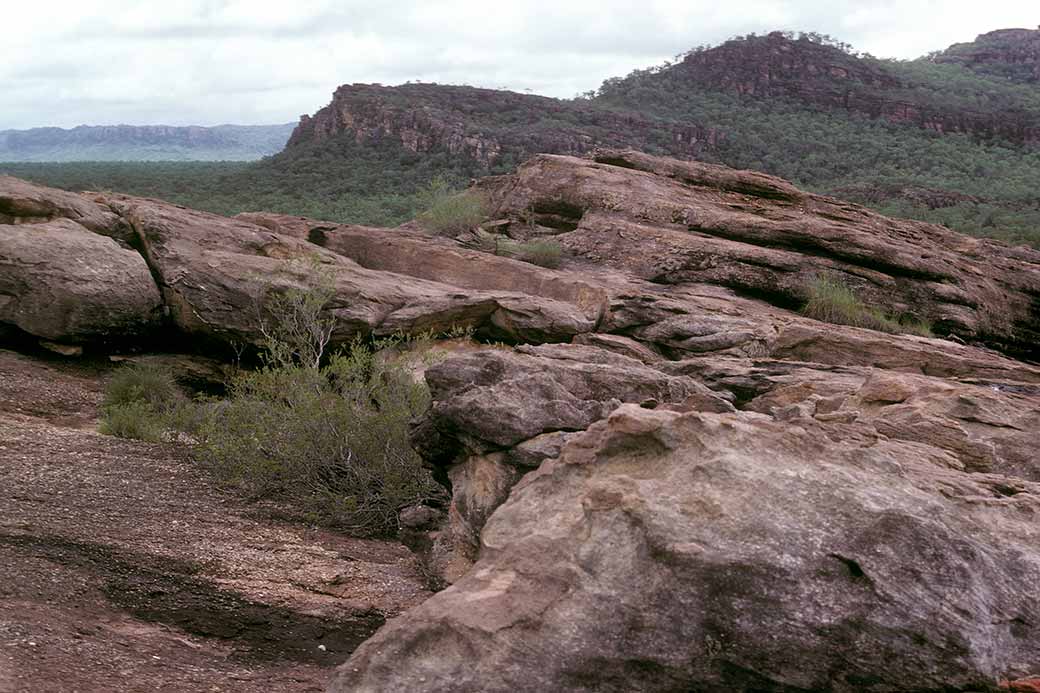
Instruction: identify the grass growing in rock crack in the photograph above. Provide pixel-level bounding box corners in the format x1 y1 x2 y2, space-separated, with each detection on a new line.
470 229 564 268
801 276 933 337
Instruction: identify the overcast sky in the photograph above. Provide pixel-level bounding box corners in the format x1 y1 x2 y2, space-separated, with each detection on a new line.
2 1 1037 130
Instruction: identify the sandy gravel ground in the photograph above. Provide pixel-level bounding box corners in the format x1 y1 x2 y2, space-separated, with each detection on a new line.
0 349 430 692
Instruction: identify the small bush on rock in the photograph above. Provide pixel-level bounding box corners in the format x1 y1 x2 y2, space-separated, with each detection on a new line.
510 239 563 268
418 177 487 236
482 235 564 269
99 400 167 443
103 363 181 411
199 270 442 536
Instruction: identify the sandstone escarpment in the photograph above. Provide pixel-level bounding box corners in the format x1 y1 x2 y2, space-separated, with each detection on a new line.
283 83 720 169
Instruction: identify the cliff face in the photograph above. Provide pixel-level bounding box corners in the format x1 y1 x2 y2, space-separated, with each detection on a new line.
283 83 721 169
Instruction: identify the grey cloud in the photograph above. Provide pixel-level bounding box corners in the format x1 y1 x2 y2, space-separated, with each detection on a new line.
2 0 1036 129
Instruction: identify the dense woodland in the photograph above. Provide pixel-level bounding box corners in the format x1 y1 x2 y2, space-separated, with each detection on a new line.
4 32 1040 246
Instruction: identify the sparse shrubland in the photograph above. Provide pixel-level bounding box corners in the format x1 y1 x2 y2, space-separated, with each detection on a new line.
99 268 444 536
801 276 933 337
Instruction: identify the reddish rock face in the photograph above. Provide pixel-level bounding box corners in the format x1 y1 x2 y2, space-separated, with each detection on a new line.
478 150 1040 362
282 83 721 169
1003 678 1040 693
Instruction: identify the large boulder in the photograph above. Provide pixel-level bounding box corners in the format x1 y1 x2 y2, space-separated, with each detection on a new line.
409 342 734 579
0 219 162 345
332 404 1040 692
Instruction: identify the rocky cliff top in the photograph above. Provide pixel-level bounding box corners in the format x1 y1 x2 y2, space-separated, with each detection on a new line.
283 82 719 170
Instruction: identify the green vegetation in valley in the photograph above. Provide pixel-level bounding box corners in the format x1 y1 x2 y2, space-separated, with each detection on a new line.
0 135 482 228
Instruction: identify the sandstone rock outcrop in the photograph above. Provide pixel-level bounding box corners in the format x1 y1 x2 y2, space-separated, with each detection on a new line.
478 149 1040 361
333 403 1040 692
0 175 129 238
1 151 1038 691
108 192 596 347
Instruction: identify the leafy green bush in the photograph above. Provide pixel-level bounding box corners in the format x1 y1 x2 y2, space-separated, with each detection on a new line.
801 276 933 337
99 400 167 443
418 177 488 235
99 364 185 442
194 339 442 535
191 271 444 536
103 363 181 410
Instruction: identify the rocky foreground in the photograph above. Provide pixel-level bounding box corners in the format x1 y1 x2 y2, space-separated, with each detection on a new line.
2 150 1040 692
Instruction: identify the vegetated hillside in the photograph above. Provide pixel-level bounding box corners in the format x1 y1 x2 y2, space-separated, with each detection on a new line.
0 123 295 162
935 27 1040 83
590 30 1040 246
6 29 1040 245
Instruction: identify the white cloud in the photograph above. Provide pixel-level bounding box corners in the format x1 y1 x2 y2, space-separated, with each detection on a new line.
1 0 1036 129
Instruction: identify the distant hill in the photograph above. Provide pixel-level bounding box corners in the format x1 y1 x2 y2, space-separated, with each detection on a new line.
271 28 1040 245
0 123 295 162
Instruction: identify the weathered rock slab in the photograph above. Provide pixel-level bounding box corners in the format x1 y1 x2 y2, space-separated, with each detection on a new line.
333 405 1040 692
0 219 163 344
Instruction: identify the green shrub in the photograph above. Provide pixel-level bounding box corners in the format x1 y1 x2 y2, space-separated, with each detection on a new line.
254 260 337 370
801 276 933 337
899 317 934 338
194 339 443 536
99 364 186 442
103 363 181 410
99 401 167 443
418 177 487 235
